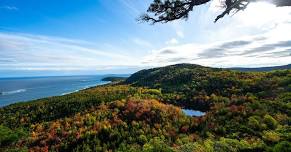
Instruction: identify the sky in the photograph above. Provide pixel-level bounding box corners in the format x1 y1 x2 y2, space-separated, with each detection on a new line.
0 0 291 77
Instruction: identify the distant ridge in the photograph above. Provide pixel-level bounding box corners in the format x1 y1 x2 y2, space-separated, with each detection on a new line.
125 63 291 88
229 64 291 72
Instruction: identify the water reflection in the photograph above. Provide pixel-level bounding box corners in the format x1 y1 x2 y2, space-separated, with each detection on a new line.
182 109 205 117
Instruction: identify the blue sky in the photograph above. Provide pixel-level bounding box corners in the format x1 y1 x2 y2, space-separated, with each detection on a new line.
0 0 291 77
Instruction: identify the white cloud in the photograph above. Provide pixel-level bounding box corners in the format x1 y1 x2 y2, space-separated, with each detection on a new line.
176 31 184 38
166 38 179 45
141 1 291 68
0 32 138 71
118 0 141 16
0 6 18 11
143 24 291 68
1 1 291 73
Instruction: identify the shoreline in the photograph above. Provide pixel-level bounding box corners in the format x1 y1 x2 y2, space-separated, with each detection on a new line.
61 81 111 96
0 80 112 108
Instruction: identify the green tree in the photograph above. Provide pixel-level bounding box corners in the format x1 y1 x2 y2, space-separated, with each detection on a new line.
248 116 261 130
262 131 281 143
263 115 278 130
0 125 26 147
143 137 173 152
273 141 291 152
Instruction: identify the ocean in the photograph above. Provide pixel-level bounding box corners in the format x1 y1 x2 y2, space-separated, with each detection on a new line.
0 75 111 107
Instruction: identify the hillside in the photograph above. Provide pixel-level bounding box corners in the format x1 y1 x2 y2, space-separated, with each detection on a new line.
101 76 127 82
125 64 214 88
0 64 291 152
125 64 291 110
229 64 291 72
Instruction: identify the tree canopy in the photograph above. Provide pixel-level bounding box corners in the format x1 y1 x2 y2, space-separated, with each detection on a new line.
140 0 291 23
1 64 291 151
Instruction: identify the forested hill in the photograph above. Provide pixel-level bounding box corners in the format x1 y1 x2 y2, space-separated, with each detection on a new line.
125 63 291 110
229 64 291 72
125 63 290 96
1 64 291 151
125 63 217 87
126 63 291 87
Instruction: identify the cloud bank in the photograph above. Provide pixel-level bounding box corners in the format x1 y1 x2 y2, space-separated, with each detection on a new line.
143 2 291 68
0 32 138 71
1 1 291 76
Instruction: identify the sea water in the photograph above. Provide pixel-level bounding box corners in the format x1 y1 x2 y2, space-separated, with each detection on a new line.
0 75 110 107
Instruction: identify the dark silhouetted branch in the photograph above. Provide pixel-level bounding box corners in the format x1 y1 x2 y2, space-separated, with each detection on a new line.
141 0 291 24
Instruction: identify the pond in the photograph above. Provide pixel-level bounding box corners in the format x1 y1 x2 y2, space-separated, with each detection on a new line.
182 109 206 117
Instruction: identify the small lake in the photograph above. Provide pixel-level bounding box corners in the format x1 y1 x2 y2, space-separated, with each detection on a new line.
182 109 205 117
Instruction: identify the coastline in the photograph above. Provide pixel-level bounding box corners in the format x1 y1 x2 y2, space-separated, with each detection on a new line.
60 81 111 96
0 76 114 108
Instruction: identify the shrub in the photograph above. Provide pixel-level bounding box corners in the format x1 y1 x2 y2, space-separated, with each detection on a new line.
262 131 280 143
143 137 173 152
175 143 205 152
248 116 261 130
0 125 26 147
263 115 278 130
273 141 291 152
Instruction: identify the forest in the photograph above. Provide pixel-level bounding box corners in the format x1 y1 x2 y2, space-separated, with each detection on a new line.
0 64 290 152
